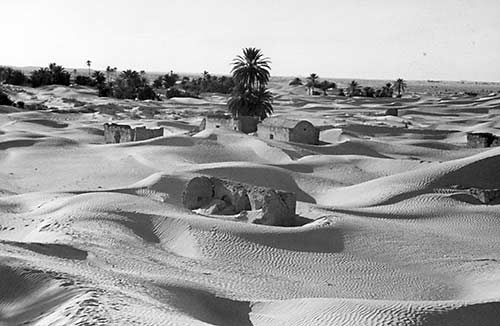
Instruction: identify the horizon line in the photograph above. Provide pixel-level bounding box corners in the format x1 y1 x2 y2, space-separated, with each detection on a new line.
2 63 500 85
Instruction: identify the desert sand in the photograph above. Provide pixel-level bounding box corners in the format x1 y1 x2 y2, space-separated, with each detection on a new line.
1 79 500 325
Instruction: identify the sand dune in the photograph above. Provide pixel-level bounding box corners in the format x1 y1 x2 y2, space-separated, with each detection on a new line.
0 82 499 325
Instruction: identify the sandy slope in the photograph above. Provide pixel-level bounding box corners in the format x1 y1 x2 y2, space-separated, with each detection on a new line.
0 82 500 325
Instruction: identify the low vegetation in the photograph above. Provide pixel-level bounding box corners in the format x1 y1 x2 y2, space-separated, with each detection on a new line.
0 67 27 85
31 63 71 87
0 90 14 106
153 70 235 99
299 75 406 98
1 59 408 103
111 70 158 100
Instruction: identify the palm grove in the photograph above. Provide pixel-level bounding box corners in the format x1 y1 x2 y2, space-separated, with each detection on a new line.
1 47 406 114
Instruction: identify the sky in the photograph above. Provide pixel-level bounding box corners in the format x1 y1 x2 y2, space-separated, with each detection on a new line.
1 0 499 82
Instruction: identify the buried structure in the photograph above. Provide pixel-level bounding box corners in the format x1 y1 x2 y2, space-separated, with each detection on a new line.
104 123 164 143
257 116 320 145
466 132 500 148
199 113 259 134
182 176 297 226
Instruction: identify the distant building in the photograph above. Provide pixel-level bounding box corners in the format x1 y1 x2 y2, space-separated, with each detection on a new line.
385 108 398 116
466 132 500 148
104 123 164 143
257 116 319 145
199 113 259 134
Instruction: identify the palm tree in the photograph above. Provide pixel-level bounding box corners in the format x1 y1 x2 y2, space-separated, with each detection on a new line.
347 80 361 97
381 82 393 97
86 60 91 77
289 77 302 86
362 86 375 97
228 47 273 119
393 78 407 97
203 70 211 81
306 73 319 95
319 80 336 96
106 66 112 83
231 47 271 91
228 86 273 119
92 71 106 85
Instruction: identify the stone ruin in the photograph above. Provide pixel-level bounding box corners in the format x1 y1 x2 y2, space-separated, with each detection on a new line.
469 188 500 204
199 113 259 134
466 132 500 148
181 176 297 226
104 123 164 144
446 185 500 205
385 108 398 116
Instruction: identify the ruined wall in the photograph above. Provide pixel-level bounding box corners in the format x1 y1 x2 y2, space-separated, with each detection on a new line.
466 132 500 148
134 126 164 141
200 115 259 134
385 108 398 116
104 123 134 144
104 123 164 143
202 116 236 130
257 125 291 142
470 188 500 204
290 121 319 145
181 176 297 226
245 186 297 226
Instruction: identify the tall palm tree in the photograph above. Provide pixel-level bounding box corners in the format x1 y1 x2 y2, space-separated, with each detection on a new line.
228 47 273 119
106 66 112 83
306 73 319 95
231 48 271 91
86 60 92 77
347 80 361 97
393 78 407 97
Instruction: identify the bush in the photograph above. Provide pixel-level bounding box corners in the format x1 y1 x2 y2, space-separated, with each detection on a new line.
155 72 234 95
289 78 303 86
75 76 95 86
97 84 112 97
111 70 158 100
165 87 199 99
137 84 159 100
0 67 27 85
30 63 70 87
362 86 375 97
30 68 52 87
0 91 14 106
16 101 25 109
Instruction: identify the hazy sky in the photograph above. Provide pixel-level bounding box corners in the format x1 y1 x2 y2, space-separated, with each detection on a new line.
1 0 499 81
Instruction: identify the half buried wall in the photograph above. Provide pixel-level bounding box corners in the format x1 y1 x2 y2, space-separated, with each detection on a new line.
182 176 297 226
104 123 164 143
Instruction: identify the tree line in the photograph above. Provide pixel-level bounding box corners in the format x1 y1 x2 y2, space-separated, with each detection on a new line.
290 74 407 98
0 50 408 120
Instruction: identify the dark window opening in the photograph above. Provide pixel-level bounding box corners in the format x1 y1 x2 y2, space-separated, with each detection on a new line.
269 134 274 140
216 125 220 128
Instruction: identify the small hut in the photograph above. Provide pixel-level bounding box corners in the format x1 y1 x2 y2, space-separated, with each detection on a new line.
257 116 319 144
199 113 259 134
104 123 164 143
